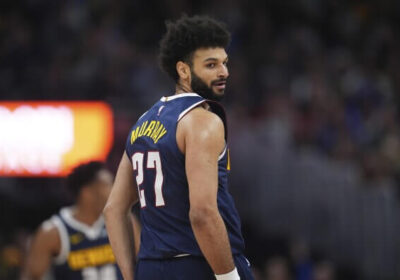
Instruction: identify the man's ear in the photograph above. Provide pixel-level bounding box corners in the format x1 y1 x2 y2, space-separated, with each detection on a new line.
176 61 190 80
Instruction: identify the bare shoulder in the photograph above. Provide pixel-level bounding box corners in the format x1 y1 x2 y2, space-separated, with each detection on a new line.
177 106 225 154
179 106 224 137
39 219 60 238
32 219 61 253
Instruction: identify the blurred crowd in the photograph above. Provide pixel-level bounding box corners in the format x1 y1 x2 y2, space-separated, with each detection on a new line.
1 0 400 279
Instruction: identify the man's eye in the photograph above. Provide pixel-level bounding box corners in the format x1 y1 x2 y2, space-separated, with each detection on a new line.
206 63 215 68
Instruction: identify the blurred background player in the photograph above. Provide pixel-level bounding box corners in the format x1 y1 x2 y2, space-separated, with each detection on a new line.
104 15 253 280
22 161 140 280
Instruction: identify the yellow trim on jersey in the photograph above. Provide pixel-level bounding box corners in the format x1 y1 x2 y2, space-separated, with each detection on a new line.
227 149 231 171
67 244 116 270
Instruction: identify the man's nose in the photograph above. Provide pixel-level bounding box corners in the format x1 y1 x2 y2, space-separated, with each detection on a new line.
218 64 229 78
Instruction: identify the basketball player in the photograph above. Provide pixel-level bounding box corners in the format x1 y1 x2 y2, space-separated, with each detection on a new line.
104 15 254 280
22 162 141 280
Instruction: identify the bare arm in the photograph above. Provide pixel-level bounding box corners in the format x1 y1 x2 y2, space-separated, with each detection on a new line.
22 223 60 280
104 152 138 280
178 107 236 276
131 212 141 257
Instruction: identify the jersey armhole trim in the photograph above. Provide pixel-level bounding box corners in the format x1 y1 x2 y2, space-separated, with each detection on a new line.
218 145 227 161
51 216 70 265
177 100 206 121
176 100 227 160
138 110 148 120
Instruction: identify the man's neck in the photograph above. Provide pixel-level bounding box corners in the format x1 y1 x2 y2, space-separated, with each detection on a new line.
73 202 102 226
175 83 192 95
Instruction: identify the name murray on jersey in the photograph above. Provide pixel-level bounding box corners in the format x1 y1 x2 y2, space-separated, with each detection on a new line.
130 120 167 145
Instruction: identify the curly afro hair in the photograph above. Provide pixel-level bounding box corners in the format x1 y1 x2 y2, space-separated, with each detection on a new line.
66 161 104 199
159 15 231 82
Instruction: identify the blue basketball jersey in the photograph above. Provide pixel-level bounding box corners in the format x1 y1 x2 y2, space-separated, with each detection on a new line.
125 93 245 260
51 207 122 280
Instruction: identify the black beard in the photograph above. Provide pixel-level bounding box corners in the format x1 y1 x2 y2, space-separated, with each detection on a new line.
190 70 224 102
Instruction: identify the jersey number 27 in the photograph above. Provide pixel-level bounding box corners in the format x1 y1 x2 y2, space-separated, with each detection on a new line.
132 151 165 208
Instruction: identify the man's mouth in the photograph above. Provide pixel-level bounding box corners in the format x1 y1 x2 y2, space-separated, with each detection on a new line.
212 80 227 90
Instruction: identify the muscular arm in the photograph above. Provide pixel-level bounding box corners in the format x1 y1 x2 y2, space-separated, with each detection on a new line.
178 107 236 275
103 152 138 280
22 222 60 280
